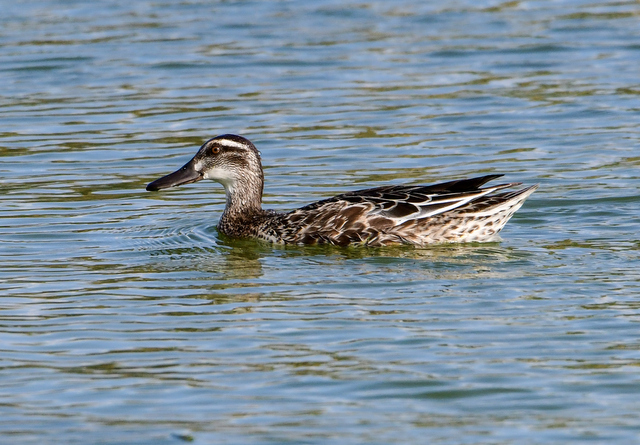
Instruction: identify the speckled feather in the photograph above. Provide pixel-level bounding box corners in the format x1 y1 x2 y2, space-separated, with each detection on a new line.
147 135 538 246
223 178 537 246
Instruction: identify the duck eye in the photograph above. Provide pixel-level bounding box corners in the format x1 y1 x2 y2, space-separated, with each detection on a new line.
211 145 221 155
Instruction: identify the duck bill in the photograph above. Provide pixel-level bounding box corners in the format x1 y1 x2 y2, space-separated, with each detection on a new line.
146 159 203 191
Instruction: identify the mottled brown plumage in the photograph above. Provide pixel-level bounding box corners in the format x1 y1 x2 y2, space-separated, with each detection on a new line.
146 135 537 246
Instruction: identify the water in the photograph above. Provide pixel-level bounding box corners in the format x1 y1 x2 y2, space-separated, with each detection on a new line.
2 0 640 443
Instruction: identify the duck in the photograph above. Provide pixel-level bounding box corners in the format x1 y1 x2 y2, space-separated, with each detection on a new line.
146 134 537 246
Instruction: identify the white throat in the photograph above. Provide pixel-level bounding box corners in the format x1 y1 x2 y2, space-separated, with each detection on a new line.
203 167 237 200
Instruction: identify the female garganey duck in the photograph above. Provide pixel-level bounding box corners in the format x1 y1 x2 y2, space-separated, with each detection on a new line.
146 135 537 246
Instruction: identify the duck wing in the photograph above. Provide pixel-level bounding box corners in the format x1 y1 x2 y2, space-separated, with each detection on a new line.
298 174 518 222
284 174 520 245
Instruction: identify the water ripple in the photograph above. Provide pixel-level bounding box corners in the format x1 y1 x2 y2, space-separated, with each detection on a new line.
1 0 640 444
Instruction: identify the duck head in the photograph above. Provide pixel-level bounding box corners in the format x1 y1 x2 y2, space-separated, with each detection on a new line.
146 134 265 210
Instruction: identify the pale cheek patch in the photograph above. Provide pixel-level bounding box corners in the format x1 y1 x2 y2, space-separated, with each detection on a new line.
203 167 237 199
203 167 236 185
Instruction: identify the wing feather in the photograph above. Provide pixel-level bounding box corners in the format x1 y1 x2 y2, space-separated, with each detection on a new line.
285 175 525 244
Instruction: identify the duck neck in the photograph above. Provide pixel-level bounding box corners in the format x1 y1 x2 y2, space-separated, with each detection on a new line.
219 173 264 225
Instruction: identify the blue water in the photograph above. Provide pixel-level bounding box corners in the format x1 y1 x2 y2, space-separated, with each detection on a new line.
2 1 640 444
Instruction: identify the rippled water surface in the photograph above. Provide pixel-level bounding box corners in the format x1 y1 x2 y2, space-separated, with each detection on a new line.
2 1 640 443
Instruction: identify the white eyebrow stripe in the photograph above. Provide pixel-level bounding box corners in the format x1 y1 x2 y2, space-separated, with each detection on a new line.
216 139 246 150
